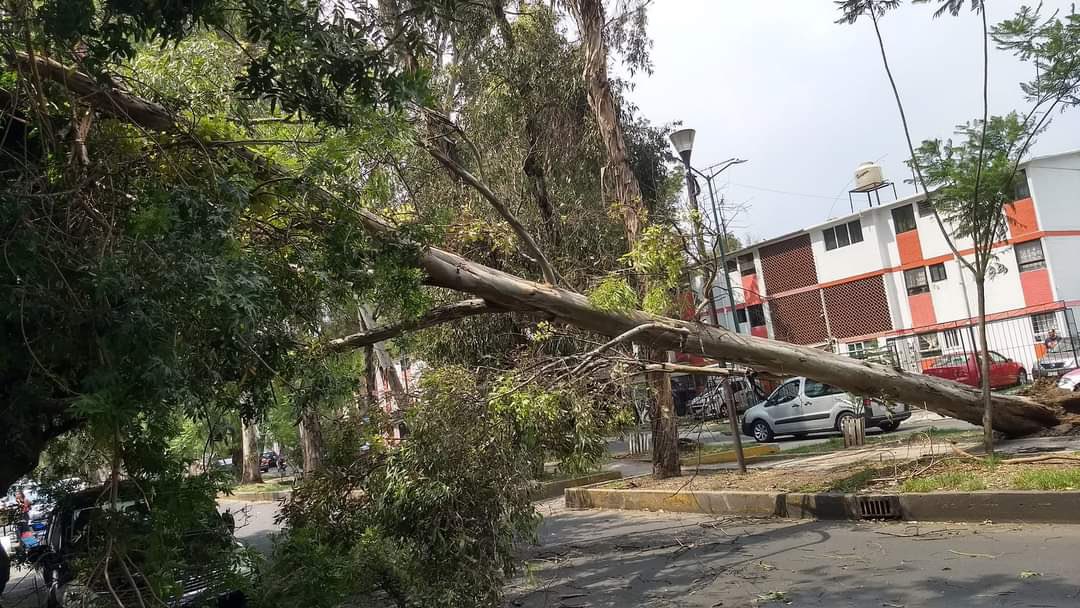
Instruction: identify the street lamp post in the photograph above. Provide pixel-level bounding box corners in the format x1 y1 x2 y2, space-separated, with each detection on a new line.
669 128 749 475
668 129 745 334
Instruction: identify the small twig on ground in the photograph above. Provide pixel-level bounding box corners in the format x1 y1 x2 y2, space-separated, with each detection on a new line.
948 549 998 559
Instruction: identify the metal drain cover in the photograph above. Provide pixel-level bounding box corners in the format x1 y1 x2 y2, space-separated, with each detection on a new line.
857 495 900 519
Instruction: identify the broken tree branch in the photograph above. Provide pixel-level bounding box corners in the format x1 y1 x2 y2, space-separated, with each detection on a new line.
570 322 690 375
21 52 1069 438
426 145 564 287
325 299 503 353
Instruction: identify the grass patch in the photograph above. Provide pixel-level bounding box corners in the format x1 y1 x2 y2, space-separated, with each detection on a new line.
1012 468 1080 490
232 479 294 495
826 468 878 493
901 472 987 493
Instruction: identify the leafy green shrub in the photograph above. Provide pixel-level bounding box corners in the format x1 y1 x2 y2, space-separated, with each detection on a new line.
260 367 544 608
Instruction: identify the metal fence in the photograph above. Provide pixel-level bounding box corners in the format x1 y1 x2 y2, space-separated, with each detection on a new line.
841 302 1080 384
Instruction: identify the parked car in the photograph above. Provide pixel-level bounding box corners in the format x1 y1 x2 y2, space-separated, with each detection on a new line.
740 377 911 442
1034 337 1079 379
36 483 249 608
923 351 1027 388
1056 369 1080 391
687 377 757 419
259 452 278 473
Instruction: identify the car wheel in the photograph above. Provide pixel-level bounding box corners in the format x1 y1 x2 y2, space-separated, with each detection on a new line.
1017 369 1029 386
835 412 855 432
878 421 899 432
751 420 773 443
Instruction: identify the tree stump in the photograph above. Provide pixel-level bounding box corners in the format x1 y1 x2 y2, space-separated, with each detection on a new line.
842 416 866 448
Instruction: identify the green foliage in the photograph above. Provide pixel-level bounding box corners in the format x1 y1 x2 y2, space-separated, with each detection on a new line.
910 113 1035 268
994 4 1080 109
262 367 542 608
491 378 629 476
588 276 638 312
901 471 987 493
1012 468 1080 490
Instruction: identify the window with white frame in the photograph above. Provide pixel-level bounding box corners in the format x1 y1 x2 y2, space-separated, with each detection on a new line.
823 219 864 251
846 340 875 359
1016 240 1046 272
1031 312 1059 340
917 200 934 217
918 333 942 357
892 205 917 234
929 263 947 282
904 267 929 295
738 254 756 276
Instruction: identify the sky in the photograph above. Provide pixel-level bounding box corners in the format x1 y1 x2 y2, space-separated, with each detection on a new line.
624 0 1080 245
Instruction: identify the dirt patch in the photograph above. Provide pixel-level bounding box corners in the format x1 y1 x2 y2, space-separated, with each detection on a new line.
605 464 875 494
1021 379 1080 416
605 453 1080 494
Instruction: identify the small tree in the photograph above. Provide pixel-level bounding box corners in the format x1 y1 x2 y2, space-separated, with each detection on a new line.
911 114 1038 452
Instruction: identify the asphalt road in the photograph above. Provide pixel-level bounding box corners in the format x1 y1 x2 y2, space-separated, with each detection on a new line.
508 500 1080 607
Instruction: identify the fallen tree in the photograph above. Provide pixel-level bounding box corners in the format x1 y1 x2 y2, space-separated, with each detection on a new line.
5 54 1075 497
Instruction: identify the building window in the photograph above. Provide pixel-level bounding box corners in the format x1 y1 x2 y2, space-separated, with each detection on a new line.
917 200 934 217
738 254 756 276
823 219 863 251
1015 169 1031 199
892 205 917 234
725 259 737 273
918 333 942 357
904 267 929 295
943 328 961 349
747 304 766 327
1016 240 1046 272
1031 312 1059 340
735 308 748 324
847 340 875 359
929 263 947 282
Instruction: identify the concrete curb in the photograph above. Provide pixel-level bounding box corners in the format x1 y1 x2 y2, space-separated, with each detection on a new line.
565 487 782 517
533 471 622 500
567 485 1080 524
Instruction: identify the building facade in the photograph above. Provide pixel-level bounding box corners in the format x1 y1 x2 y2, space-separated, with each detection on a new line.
710 149 1080 376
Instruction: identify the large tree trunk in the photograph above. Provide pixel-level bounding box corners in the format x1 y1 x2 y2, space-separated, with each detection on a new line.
12 52 1073 497
299 407 323 473
240 419 262 484
569 0 679 477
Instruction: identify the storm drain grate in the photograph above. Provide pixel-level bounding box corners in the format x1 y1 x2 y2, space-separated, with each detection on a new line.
857 496 900 519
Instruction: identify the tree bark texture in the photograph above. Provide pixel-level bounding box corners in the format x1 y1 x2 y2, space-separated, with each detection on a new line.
299 407 323 473
977 278 995 454
240 419 262 484
567 0 678 477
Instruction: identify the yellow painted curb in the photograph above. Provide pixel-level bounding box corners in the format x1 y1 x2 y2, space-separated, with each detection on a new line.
680 443 779 465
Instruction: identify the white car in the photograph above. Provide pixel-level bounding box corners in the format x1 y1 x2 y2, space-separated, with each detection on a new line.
1057 369 1080 391
740 376 911 442
687 377 758 419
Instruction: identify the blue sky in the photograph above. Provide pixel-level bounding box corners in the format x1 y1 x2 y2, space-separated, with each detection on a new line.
626 0 1080 244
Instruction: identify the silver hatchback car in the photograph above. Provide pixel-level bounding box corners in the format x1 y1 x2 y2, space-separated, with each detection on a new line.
740 376 911 442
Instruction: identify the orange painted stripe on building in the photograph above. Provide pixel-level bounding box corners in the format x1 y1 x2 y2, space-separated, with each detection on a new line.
1020 267 1054 306
742 273 762 305
896 230 924 266
1005 197 1038 237
763 229 1080 301
907 292 936 327
841 300 1067 343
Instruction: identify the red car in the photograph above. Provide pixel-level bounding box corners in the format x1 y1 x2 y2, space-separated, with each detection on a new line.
924 351 1028 388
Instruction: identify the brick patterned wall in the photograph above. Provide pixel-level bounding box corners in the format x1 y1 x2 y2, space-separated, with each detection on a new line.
759 235 818 294
822 275 894 339
769 290 828 345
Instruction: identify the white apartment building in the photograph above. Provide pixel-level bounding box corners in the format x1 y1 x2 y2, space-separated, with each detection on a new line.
708 149 1080 375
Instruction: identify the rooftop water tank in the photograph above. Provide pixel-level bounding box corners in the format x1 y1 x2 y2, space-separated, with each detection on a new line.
854 162 884 190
